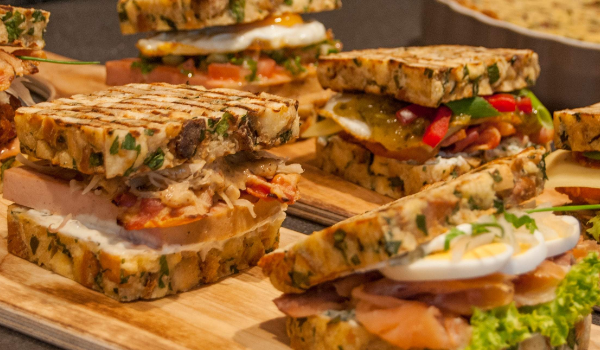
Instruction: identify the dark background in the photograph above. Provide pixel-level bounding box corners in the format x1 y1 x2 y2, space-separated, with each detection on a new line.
2 0 424 63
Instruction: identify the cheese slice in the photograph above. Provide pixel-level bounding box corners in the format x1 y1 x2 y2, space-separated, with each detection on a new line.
546 150 600 188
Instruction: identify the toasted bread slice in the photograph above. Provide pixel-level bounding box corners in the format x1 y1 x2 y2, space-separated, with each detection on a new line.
317 46 539 107
15 83 299 178
7 203 284 302
554 103 600 153
315 135 535 199
259 148 546 293
0 6 49 49
286 313 590 350
117 0 341 35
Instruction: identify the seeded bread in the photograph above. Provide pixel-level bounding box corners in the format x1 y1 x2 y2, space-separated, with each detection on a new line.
286 313 591 350
554 103 600 152
117 0 342 35
15 83 299 178
317 46 540 107
0 6 49 49
7 204 285 302
315 135 534 198
259 148 546 293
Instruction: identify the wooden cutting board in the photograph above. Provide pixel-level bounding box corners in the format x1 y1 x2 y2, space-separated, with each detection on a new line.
33 53 392 226
0 196 304 350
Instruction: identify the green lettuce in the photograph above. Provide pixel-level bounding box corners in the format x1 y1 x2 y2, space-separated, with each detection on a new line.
587 215 600 242
466 253 600 350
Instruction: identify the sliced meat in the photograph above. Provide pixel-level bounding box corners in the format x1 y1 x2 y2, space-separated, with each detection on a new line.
0 92 19 148
353 286 471 350
0 50 38 91
175 119 206 159
513 260 568 307
274 285 347 318
361 274 514 316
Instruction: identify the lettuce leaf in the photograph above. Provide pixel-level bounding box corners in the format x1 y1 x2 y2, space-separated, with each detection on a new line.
586 215 600 242
466 253 600 350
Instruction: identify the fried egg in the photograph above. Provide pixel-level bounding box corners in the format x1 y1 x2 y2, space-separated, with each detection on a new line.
137 14 327 56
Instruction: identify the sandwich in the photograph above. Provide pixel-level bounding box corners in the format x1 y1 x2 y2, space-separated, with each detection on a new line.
107 0 343 133
548 103 600 245
260 148 600 350
5 82 302 302
308 46 554 199
0 5 50 190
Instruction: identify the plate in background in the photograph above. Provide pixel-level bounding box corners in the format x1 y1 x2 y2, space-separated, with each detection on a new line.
422 0 600 112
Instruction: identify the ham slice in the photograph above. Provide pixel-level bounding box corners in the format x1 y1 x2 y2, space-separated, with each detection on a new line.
274 285 347 318
353 286 471 350
3 166 284 247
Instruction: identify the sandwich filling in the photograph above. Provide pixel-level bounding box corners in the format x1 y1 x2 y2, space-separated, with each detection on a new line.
106 14 341 88
312 89 553 163
274 209 599 350
5 151 301 246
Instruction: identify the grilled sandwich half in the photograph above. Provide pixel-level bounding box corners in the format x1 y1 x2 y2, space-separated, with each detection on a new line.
260 149 600 350
6 83 303 301
308 45 554 199
0 5 49 49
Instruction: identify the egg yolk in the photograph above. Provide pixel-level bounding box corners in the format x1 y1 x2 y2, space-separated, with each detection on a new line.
425 243 509 261
254 13 304 27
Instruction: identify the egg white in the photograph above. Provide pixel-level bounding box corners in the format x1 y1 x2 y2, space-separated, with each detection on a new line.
500 231 547 275
538 215 581 258
137 21 328 56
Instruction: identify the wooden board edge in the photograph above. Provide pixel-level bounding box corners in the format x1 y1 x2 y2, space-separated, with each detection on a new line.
286 203 347 227
0 300 121 350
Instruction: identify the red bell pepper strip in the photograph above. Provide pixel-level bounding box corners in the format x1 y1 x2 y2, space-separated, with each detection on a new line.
422 106 452 147
516 97 533 114
485 94 516 112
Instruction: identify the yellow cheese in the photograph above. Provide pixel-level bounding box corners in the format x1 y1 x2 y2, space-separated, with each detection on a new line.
545 150 600 188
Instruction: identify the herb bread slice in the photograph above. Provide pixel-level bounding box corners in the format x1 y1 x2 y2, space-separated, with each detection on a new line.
117 0 342 35
317 46 540 107
259 148 547 293
554 103 600 152
15 83 299 178
315 134 534 199
7 203 284 302
285 313 590 350
0 6 49 49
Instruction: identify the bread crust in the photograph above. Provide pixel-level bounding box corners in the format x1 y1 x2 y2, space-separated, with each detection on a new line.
554 103 600 153
7 203 285 302
317 46 539 107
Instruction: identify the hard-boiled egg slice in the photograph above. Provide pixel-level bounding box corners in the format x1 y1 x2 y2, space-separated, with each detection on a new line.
500 231 547 275
538 215 581 258
380 242 514 281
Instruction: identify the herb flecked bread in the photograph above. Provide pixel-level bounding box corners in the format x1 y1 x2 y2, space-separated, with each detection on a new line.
317 46 540 107
554 103 600 152
15 83 299 178
315 135 534 199
286 313 591 350
259 148 547 293
117 0 342 35
0 5 49 49
7 204 285 302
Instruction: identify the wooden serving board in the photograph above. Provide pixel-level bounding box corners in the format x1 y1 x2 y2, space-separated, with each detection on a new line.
0 197 305 350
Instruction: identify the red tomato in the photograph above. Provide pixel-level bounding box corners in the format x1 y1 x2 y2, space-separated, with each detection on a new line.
485 94 516 112
396 104 436 125
207 63 243 80
257 58 276 78
531 126 554 144
422 106 452 147
516 97 533 114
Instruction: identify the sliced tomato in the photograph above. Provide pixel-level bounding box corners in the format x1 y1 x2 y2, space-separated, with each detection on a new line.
485 94 516 112
516 97 533 114
257 57 276 78
396 104 436 125
207 63 243 81
422 106 452 147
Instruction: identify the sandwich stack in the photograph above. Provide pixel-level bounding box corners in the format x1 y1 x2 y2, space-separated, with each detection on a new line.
309 46 555 199
547 103 600 247
4 82 302 302
107 0 343 133
260 148 600 350
0 5 50 190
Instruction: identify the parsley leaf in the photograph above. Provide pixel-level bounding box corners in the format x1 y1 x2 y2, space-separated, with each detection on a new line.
444 227 466 251
32 10 46 23
110 136 120 155
121 133 137 150
487 63 500 85
2 11 26 43
229 0 245 23
504 212 538 234
89 152 103 167
283 56 306 76
416 214 428 236
245 58 258 82
131 60 156 74
212 112 232 136
143 148 164 170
